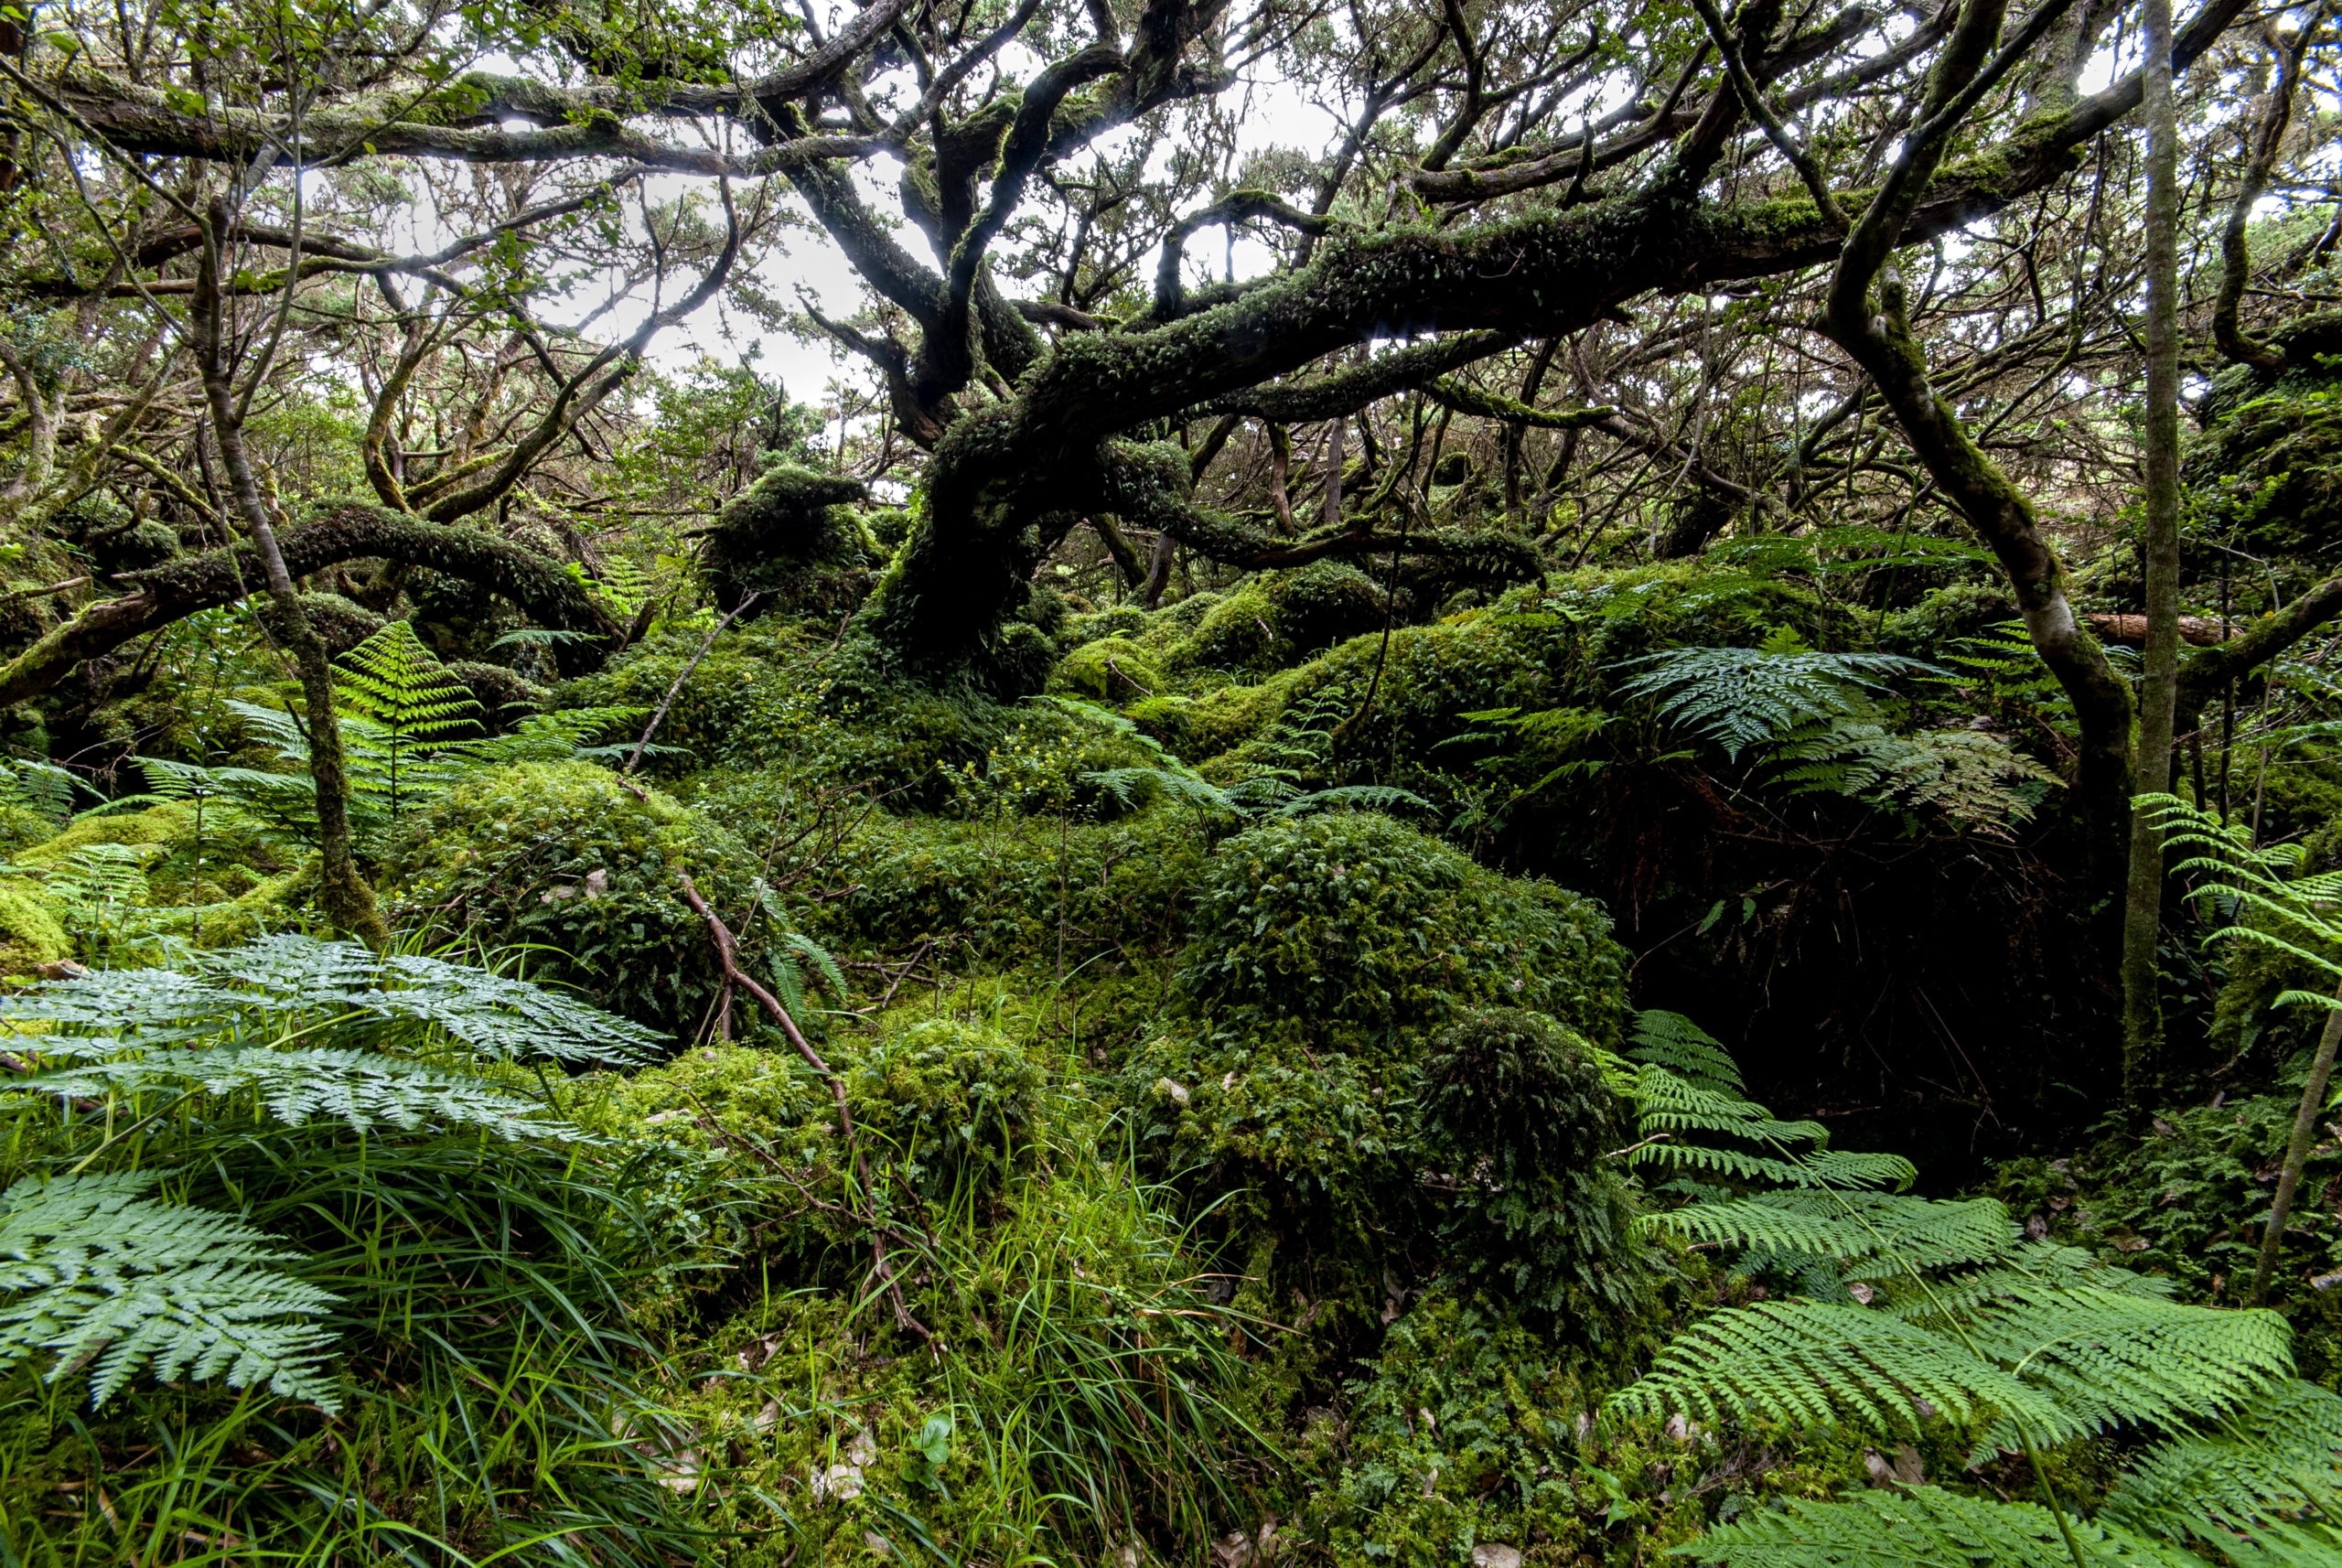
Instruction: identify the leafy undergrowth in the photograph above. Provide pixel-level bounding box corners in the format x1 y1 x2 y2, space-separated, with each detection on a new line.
0 596 2336 1565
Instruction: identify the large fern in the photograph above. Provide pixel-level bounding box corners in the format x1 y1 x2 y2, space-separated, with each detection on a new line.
11 1043 564 1139
1771 718 2060 831
330 620 483 821
2144 794 2342 1007
0 932 664 1065
2098 1380 2342 1561
1678 1485 2191 1567
1609 642 1939 759
0 940 666 1414
1621 1009 2316 1568
0 1171 340 1409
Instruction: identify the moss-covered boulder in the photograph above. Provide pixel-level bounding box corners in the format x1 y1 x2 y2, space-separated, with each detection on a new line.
841 1018 1045 1204
1049 635 1166 703
1175 561 1395 674
558 623 1002 800
1124 811 1633 1326
380 760 768 1039
0 880 68 973
1175 811 1628 1052
1415 1009 1650 1323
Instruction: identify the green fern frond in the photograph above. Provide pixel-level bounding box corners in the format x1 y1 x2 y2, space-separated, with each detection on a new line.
1083 766 1239 815
460 706 645 766
1875 1243 2175 1318
1274 784 1434 817
0 757 84 820
1606 1297 2065 1439
10 1045 566 1140
1672 1485 2197 1567
1772 720 2058 829
1950 1284 2294 1448
780 930 849 1002
334 619 482 740
1610 647 1939 759
1632 1066 1828 1150
0 936 663 1064
1629 1010 1746 1093
1631 1143 1915 1189
0 1172 339 1410
2100 1380 2342 1557
1641 1192 2011 1275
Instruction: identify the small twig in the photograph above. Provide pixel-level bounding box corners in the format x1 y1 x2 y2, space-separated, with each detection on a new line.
675 871 934 1343
624 592 761 774
1106 656 1153 697
876 938 935 1011
4 575 90 604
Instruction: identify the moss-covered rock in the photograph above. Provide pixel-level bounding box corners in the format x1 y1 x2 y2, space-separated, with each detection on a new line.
1415 1009 1649 1324
1123 811 1633 1333
0 880 69 973
380 760 770 1039
558 623 1002 800
841 1018 1045 1204
1049 635 1166 703
1175 811 1628 1052
445 659 548 729
0 802 58 858
804 801 1208 968
699 462 879 616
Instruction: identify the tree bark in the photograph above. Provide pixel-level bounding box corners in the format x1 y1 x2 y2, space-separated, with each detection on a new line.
2120 0 2185 1102
2249 992 2342 1305
194 220 388 948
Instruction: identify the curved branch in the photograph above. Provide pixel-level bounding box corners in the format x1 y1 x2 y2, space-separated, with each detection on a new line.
1151 189 1340 321
1420 377 1616 429
1203 331 1520 424
47 64 886 175
2175 576 2342 732
1097 438 1540 577
2213 12 2324 375
0 504 618 709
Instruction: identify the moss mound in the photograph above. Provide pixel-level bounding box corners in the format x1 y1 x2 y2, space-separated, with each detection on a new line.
0 881 68 972
380 760 769 1038
700 462 879 615
1416 1008 1650 1323
1175 811 1627 1052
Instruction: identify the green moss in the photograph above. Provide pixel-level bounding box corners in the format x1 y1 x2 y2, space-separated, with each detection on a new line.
0 804 57 859
379 759 769 1038
1173 811 1628 1052
0 882 68 973
842 1018 1045 1204
1122 813 1632 1330
14 806 184 866
1417 1009 1654 1326
700 462 877 613
805 802 1208 968
559 623 1006 801
1049 636 1166 703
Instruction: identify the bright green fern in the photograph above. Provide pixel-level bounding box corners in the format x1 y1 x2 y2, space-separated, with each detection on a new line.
1610 642 1939 759
0 1170 340 1410
1621 1009 2322 1568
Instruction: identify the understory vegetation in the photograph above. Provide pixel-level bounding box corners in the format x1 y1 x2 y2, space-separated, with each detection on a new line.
19 0 2342 1554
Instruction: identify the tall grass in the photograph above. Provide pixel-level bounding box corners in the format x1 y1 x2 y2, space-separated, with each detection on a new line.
0 943 748 1565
